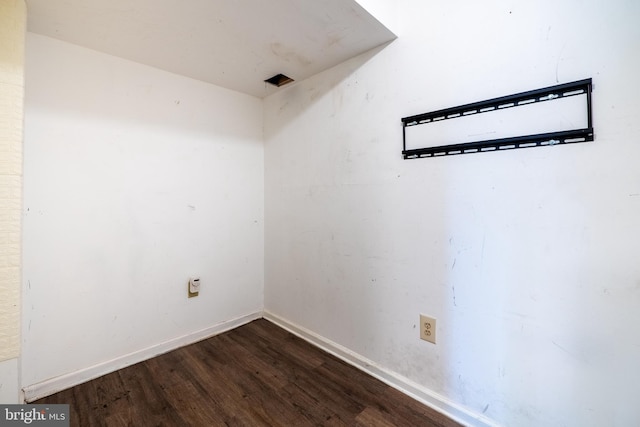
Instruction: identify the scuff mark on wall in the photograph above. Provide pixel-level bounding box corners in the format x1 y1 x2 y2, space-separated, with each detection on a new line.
270 42 312 67
452 284 457 307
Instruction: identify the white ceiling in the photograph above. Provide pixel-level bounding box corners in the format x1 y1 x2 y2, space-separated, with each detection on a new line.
25 0 395 98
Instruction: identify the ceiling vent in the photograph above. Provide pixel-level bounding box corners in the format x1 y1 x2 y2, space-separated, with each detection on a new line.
265 73 294 87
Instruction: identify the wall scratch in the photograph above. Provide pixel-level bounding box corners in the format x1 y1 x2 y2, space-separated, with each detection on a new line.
551 340 580 361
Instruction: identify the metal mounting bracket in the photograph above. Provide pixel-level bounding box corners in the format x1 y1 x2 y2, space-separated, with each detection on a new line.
401 79 593 159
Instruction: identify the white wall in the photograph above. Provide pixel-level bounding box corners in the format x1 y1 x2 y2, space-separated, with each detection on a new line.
264 1 640 426
22 34 264 389
0 359 19 403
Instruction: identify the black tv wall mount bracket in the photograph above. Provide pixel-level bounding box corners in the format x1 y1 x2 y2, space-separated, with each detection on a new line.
401 78 593 159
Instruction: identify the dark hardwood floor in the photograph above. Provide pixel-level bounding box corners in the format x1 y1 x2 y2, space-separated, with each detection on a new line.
35 319 461 427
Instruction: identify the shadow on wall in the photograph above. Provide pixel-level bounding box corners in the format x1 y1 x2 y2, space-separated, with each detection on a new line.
25 33 261 142
263 40 395 141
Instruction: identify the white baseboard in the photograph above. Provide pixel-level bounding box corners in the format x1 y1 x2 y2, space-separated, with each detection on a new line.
263 311 499 427
23 311 262 402
24 310 499 426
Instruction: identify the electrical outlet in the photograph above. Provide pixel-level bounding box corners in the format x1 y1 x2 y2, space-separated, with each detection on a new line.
420 314 436 344
188 277 200 298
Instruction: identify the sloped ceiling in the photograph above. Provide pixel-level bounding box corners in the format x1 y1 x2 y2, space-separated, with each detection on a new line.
25 0 395 98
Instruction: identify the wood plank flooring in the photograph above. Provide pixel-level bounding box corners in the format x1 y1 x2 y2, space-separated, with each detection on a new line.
35 319 461 427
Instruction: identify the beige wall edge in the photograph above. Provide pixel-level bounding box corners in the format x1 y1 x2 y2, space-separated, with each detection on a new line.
0 0 26 363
